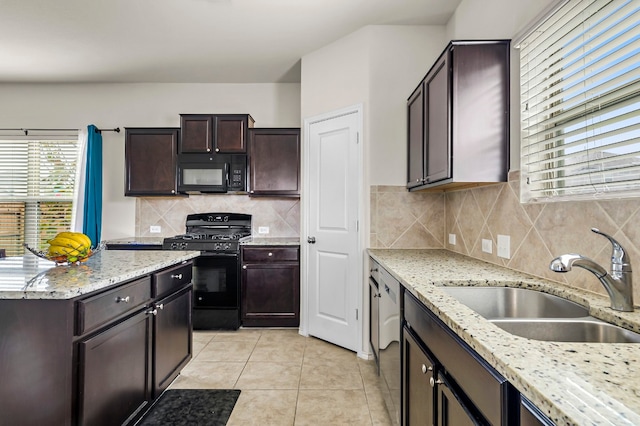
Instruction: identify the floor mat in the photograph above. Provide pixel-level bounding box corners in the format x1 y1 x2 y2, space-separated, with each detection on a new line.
138 389 241 425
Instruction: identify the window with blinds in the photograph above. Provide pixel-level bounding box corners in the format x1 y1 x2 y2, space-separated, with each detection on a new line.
519 0 640 202
0 139 79 256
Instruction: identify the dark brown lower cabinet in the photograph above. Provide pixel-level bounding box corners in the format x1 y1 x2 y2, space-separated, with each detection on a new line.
241 245 300 327
402 328 435 425
78 310 153 426
403 290 511 426
154 285 193 396
437 372 477 426
0 261 193 426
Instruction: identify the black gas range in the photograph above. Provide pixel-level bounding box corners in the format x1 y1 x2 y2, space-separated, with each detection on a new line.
163 213 252 330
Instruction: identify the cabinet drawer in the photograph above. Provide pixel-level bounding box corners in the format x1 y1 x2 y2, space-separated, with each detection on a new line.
77 277 152 336
154 262 193 297
404 291 507 426
242 247 299 262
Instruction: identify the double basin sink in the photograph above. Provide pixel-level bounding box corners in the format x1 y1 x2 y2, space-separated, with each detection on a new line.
441 286 640 343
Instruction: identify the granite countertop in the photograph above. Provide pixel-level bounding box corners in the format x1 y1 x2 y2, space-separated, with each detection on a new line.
368 249 640 426
240 236 300 246
105 236 165 247
0 250 200 300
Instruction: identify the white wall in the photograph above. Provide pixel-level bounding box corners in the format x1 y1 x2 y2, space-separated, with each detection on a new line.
368 26 445 185
0 83 301 239
446 0 558 171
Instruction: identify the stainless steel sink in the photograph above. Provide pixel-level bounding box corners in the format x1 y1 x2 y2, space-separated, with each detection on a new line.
490 318 640 343
441 286 589 319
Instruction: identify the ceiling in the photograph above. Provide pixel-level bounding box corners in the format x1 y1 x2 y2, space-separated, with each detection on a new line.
0 0 461 84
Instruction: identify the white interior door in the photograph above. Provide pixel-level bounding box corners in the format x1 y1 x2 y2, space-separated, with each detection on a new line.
304 107 361 352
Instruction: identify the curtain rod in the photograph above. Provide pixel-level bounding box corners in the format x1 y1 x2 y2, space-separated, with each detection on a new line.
0 127 120 136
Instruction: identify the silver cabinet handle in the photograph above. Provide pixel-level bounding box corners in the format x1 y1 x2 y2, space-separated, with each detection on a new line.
242 265 247 269
116 296 130 303
307 236 316 244
146 308 158 316
171 273 183 280
429 377 444 387
157 303 164 310
268 252 273 257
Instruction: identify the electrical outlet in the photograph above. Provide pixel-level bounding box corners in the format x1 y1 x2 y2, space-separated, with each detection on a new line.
258 226 269 234
448 233 456 245
482 239 492 254
497 234 510 259
150 225 161 233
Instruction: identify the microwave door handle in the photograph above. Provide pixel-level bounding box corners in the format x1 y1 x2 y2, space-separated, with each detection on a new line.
225 163 230 190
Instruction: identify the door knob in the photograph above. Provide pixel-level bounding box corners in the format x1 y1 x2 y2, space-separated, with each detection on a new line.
307 236 316 244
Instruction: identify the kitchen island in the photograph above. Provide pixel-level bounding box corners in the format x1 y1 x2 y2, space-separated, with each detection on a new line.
369 249 640 425
0 250 199 426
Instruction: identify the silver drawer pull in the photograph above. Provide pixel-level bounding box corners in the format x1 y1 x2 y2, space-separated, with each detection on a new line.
146 308 158 316
171 273 183 280
157 303 164 310
115 296 130 303
268 252 273 256
242 265 247 270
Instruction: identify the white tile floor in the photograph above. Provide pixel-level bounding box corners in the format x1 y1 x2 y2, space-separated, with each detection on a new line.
169 329 393 425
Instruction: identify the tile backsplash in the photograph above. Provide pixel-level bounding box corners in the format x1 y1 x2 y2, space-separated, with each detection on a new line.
136 195 300 238
371 176 640 302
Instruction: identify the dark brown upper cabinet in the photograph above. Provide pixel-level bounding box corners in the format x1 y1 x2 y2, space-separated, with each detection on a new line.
125 127 179 196
179 114 254 154
407 40 510 191
248 128 301 197
249 128 300 197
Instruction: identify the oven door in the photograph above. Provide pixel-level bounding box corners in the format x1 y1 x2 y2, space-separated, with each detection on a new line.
192 253 239 308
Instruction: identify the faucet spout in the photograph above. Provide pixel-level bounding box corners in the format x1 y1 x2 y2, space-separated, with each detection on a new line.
549 230 634 312
550 254 608 277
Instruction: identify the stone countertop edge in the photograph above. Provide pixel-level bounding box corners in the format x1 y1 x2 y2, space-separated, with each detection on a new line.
368 248 640 426
240 237 301 246
0 250 200 300
104 236 165 246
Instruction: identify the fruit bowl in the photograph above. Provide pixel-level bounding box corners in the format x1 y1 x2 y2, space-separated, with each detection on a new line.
24 243 103 266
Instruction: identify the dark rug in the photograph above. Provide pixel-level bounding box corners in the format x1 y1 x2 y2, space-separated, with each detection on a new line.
138 389 241 426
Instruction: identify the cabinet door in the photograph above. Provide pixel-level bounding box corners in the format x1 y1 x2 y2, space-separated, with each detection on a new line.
214 114 253 153
425 52 451 184
249 128 301 196
180 114 213 153
241 262 300 327
125 128 179 196
402 327 436 426
407 82 425 189
520 396 554 426
436 373 478 426
77 310 153 426
154 285 193 396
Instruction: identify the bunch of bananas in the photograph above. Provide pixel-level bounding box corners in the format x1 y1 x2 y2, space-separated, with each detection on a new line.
47 232 92 263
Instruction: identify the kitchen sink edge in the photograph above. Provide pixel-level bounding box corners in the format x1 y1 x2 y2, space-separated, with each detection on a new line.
368 248 640 426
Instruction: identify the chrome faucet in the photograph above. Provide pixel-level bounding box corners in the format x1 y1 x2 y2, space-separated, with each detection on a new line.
549 228 634 312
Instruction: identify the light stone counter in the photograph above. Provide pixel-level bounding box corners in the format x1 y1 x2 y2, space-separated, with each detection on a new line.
0 250 200 300
368 249 640 426
240 236 300 246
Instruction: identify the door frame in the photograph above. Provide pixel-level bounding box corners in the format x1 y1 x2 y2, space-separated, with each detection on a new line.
300 103 366 358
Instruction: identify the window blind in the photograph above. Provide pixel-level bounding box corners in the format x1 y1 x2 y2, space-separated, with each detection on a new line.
520 0 640 202
0 139 79 255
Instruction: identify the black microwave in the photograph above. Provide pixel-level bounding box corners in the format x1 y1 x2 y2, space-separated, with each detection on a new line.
177 154 246 193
